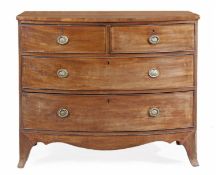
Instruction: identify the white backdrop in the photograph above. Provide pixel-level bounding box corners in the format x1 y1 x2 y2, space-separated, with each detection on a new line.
0 0 215 174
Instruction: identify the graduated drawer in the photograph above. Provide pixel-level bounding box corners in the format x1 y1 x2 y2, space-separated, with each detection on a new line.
22 91 194 132
111 24 194 53
20 25 106 53
22 55 194 91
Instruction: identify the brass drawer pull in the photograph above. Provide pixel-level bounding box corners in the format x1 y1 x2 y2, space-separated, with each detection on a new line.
57 69 69 78
57 108 69 118
149 107 160 117
57 35 69 45
148 68 159 78
148 35 160 45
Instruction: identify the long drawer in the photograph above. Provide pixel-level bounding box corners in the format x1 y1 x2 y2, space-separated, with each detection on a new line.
22 91 194 132
111 24 194 53
22 55 194 91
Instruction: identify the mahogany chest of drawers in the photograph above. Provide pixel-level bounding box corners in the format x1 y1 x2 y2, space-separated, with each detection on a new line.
17 11 199 167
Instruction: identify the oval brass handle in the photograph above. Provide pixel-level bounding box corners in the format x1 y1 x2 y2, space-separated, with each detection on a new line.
57 69 69 78
148 35 160 45
148 68 159 78
57 108 69 118
57 35 69 45
149 107 160 117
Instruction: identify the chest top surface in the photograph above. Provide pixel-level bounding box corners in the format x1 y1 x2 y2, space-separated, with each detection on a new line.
17 11 199 23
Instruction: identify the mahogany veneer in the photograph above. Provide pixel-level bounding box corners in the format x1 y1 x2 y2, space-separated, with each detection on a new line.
17 11 199 167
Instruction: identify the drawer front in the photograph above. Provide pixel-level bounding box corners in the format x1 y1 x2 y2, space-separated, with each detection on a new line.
22 92 194 131
111 24 194 53
22 55 194 90
20 25 106 53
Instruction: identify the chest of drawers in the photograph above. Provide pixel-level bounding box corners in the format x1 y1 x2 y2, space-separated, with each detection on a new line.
17 11 199 167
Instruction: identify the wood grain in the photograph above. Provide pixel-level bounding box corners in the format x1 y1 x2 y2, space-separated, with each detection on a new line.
20 51 195 58
21 25 106 53
111 24 194 53
18 129 198 166
18 11 199 167
17 11 199 23
22 91 194 132
22 55 194 90
178 131 199 166
22 130 193 150
18 132 36 168
22 87 195 95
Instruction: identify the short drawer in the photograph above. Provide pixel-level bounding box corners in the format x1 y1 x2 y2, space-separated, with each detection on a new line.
20 25 106 53
22 92 194 131
22 55 194 90
111 24 194 53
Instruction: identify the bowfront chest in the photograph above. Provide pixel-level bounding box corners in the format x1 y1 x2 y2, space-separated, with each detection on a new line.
17 11 199 167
